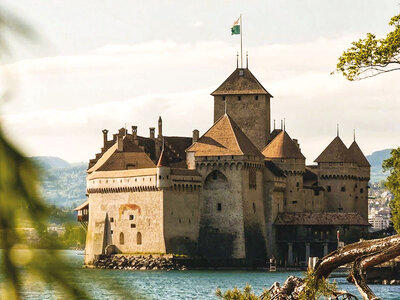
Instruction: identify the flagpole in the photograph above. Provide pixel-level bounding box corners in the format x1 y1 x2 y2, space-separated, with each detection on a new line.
240 14 243 68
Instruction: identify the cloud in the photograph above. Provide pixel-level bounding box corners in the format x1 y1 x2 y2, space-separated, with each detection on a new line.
1 36 399 162
193 21 204 28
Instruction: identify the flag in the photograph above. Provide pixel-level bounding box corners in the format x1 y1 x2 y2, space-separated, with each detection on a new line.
231 17 240 35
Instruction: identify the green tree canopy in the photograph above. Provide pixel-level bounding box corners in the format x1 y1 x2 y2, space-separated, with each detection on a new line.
336 13 400 81
383 148 400 232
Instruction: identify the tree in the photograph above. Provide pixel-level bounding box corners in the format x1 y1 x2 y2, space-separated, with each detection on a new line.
335 13 400 81
383 148 400 232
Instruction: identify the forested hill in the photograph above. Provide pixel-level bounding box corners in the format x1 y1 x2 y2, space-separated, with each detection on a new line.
31 156 87 208
366 148 392 183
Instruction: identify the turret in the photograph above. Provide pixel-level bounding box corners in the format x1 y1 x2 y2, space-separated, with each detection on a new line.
156 149 171 189
131 126 139 145
192 129 199 143
102 129 109 148
158 116 163 137
117 128 126 152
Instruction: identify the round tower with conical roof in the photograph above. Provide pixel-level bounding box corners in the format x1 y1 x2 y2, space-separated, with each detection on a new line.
156 149 172 189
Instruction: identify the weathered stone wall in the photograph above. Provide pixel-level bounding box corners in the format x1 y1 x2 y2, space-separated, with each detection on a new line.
241 164 268 262
214 94 271 150
85 189 165 264
263 168 285 258
195 158 247 259
316 162 365 214
163 188 201 255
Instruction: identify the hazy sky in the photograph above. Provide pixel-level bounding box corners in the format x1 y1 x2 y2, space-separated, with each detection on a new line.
1 0 399 163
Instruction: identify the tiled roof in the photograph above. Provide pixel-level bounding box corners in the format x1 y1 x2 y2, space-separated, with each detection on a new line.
274 212 370 226
186 114 263 158
314 136 352 163
265 160 286 177
211 68 272 96
87 137 156 173
348 141 371 167
262 131 305 159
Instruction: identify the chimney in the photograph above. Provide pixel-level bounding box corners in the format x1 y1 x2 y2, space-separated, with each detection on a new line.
149 127 155 139
102 129 108 147
131 126 139 145
117 129 124 152
192 129 199 143
158 116 162 137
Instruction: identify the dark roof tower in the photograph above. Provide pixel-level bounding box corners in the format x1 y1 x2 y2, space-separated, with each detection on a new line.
314 136 352 163
211 68 273 96
348 141 370 167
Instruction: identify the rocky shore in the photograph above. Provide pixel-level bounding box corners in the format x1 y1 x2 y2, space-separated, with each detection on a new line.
91 254 187 271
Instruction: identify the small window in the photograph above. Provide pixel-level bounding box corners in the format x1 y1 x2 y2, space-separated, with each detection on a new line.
360 188 364 194
222 96 226 101
129 215 134 220
217 203 222 211
131 224 136 228
327 186 331 192
296 182 300 187
341 186 346 192
111 230 113 235
166 175 169 179
120 232 124 245
252 202 256 213
255 95 258 100
292 201 298 204
159 175 161 179
179 218 182 224
238 96 241 101
110 217 114 222
338 207 343 211
189 219 191 224
137 232 142 245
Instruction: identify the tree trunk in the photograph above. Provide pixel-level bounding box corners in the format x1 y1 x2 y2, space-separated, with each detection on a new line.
314 234 400 280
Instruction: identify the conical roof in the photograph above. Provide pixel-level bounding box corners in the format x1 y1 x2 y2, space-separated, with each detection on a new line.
157 149 170 167
262 131 305 159
314 136 352 163
186 114 263 157
348 141 370 167
211 68 273 96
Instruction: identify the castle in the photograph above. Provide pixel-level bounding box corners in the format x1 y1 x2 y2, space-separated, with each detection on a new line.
76 65 371 267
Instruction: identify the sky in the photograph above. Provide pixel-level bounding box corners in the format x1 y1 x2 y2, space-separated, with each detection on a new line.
0 0 399 164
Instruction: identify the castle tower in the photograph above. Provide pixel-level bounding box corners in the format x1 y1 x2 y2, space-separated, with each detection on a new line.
348 140 370 219
156 149 172 189
262 130 306 213
314 136 359 214
212 68 273 150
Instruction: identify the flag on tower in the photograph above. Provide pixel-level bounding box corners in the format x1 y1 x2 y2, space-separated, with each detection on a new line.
231 17 240 35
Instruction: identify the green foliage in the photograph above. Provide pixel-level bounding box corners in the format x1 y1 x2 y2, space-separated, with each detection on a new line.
383 147 400 233
335 13 400 80
298 269 337 300
216 284 270 300
59 223 86 249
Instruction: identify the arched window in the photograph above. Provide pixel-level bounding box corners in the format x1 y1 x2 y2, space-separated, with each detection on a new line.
119 232 124 245
204 170 229 190
137 232 142 245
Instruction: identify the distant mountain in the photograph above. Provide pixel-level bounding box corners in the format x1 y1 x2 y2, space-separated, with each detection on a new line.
31 156 70 169
30 156 87 208
366 149 393 183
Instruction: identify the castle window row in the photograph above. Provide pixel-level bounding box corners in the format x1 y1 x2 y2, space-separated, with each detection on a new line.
221 95 260 101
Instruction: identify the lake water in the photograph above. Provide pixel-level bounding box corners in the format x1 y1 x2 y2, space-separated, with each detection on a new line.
2 250 400 299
